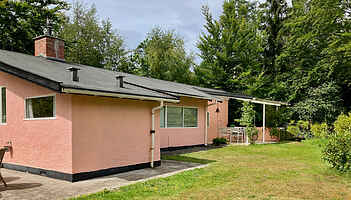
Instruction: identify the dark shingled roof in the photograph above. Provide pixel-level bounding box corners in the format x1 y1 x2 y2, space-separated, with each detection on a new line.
0 49 231 102
0 49 289 106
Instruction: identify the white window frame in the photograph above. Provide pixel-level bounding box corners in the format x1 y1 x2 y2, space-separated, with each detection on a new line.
0 86 6 125
24 94 56 120
161 105 199 129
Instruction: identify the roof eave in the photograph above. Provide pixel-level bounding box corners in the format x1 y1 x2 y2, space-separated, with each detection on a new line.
0 61 61 92
61 88 180 103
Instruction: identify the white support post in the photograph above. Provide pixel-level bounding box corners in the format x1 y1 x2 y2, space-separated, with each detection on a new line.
204 105 208 146
0 87 2 123
263 104 266 143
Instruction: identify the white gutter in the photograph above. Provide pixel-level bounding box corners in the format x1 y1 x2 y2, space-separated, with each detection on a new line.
151 101 164 168
62 88 179 103
230 97 284 106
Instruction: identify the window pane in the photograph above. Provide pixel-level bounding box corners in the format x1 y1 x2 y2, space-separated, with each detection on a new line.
1 88 6 123
160 107 165 128
26 96 54 119
167 106 183 127
184 108 198 127
207 112 210 128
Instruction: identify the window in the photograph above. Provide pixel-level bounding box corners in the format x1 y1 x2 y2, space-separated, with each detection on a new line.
207 111 210 128
0 87 6 124
167 106 183 127
25 95 55 119
160 106 198 128
184 108 198 127
160 107 165 128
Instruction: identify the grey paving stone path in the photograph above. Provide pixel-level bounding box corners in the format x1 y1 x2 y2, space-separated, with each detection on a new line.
0 160 205 200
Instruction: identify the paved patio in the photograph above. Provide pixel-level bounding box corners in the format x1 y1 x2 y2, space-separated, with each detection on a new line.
0 160 205 200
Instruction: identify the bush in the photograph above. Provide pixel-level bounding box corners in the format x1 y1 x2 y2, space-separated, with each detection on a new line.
270 127 295 141
278 129 295 141
246 127 259 144
213 137 227 146
287 120 312 139
311 123 330 138
322 113 351 171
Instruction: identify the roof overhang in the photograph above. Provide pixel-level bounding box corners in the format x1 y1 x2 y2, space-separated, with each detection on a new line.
230 97 289 106
62 88 180 103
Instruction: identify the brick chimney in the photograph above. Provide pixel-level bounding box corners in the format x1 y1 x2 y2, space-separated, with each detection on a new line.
34 35 64 60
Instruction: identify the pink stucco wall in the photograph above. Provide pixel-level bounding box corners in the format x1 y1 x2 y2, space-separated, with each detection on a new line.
207 100 229 143
0 71 73 173
0 69 231 175
71 95 161 174
158 97 208 148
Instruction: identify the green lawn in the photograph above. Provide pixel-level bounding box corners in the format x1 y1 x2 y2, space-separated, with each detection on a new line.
72 141 351 200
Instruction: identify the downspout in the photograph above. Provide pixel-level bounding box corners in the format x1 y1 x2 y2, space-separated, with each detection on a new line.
151 100 164 168
205 100 217 146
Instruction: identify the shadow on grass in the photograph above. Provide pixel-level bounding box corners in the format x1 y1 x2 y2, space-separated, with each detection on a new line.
161 155 216 164
263 140 300 145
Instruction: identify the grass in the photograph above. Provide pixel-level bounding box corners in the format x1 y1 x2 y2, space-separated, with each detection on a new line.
72 140 351 200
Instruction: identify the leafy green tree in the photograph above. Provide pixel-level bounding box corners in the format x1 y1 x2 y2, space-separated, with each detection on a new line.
291 82 342 123
133 27 196 84
0 0 68 54
238 101 258 144
260 0 288 76
60 1 128 69
196 0 264 94
277 0 351 107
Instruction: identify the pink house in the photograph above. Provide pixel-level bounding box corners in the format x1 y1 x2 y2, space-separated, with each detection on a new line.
0 35 237 181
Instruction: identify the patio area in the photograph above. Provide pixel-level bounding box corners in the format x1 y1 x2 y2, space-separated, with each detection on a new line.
0 160 205 200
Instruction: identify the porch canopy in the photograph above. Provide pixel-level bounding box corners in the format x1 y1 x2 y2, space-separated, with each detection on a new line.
195 87 289 143
230 96 289 143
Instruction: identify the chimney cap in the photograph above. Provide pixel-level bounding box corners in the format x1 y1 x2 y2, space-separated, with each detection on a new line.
66 67 81 72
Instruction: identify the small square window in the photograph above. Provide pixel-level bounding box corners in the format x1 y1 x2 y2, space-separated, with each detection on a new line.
26 96 55 119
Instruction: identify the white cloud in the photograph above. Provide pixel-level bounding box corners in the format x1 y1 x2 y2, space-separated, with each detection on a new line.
67 0 224 57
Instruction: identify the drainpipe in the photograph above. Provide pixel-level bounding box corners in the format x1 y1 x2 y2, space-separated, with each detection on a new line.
151 101 164 168
263 103 266 143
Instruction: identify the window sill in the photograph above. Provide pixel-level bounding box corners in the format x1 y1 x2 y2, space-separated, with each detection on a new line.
0 123 7 126
160 127 199 129
24 117 56 121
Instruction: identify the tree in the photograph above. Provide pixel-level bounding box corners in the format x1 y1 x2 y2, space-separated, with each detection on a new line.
196 0 265 94
260 0 288 76
238 101 258 144
133 27 196 84
59 1 128 69
0 0 68 54
277 0 351 107
291 82 342 123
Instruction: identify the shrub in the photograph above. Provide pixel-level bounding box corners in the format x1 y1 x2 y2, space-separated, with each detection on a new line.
279 129 295 140
287 120 312 139
246 127 259 144
311 123 330 138
322 113 351 171
213 137 227 146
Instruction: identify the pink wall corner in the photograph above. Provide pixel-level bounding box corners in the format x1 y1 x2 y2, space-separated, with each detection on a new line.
71 95 160 174
158 97 208 148
207 99 228 143
0 71 73 173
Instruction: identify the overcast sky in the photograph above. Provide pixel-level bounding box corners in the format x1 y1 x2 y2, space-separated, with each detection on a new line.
67 0 224 59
